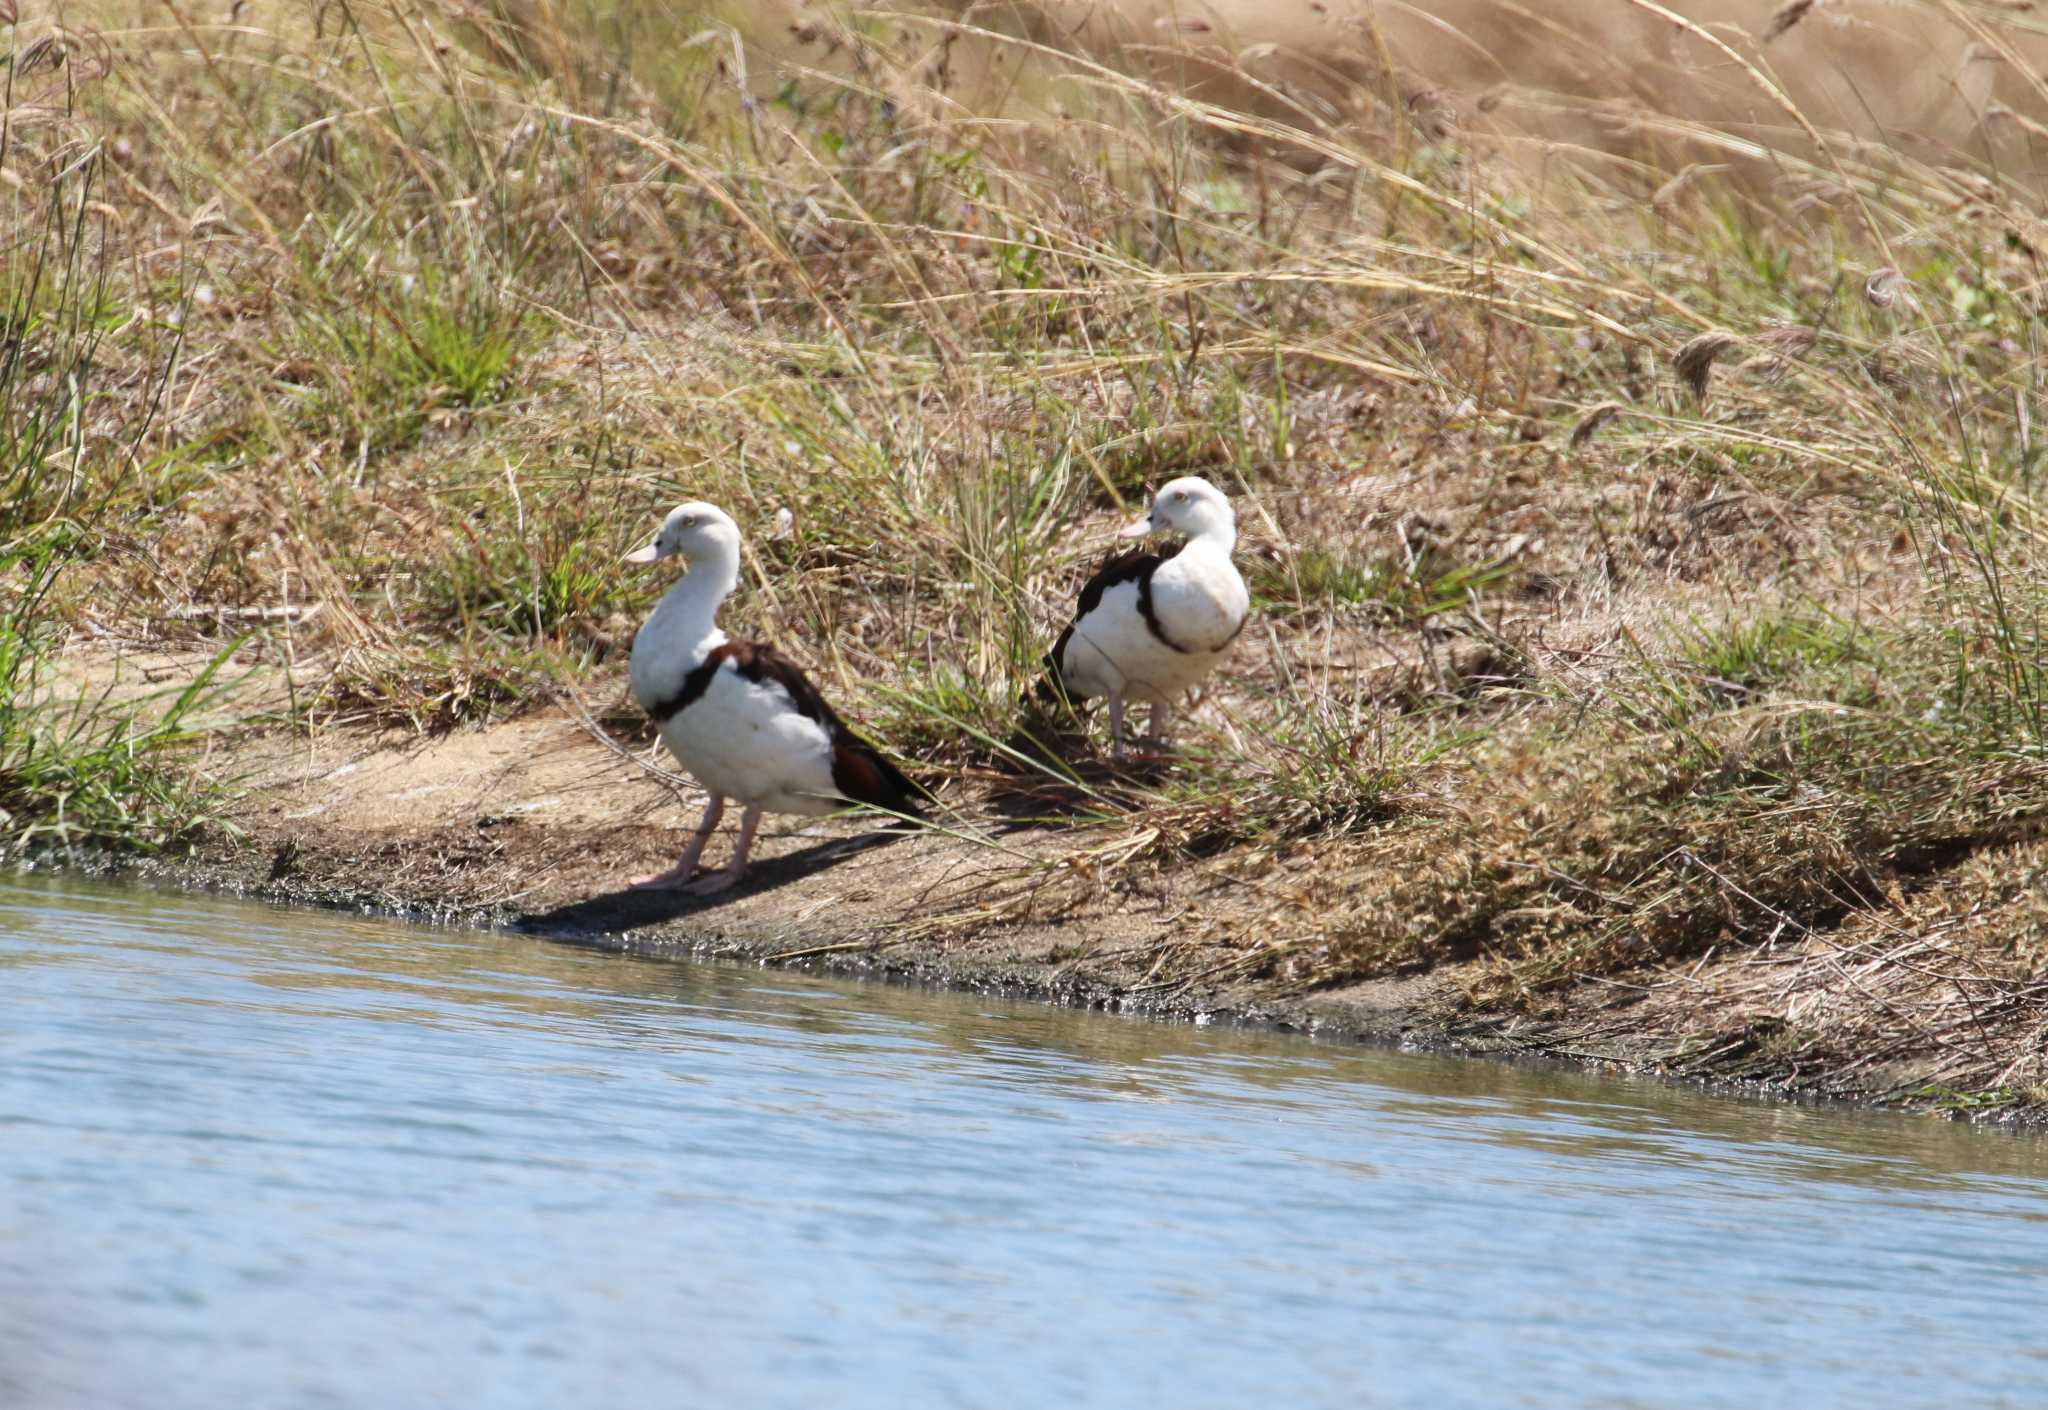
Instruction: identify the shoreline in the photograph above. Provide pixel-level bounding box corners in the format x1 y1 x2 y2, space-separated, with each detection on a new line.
110 833 2033 1131
71 702 2041 1130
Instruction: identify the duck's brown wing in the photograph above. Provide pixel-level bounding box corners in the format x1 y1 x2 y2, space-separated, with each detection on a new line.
732 640 930 818
1032 541 1186 706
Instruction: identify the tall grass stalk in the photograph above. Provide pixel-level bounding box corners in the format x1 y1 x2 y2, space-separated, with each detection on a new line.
0 119 219 857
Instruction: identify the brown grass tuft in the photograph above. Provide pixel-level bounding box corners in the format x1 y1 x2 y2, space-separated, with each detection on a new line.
1740 325 1818 382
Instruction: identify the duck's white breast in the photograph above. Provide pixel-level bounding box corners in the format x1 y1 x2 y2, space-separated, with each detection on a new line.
1149 549 1249 653
658 665 840 814
1060 589 1238 705
1059 547 1246 703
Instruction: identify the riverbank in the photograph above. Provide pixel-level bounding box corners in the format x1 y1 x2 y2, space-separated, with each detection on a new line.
149 725 2048 1121
61 639 2038 1123
9 3 2048 1122
127 681 1482 1047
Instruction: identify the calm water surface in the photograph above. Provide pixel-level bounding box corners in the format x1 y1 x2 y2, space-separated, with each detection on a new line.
3 875 2046 1408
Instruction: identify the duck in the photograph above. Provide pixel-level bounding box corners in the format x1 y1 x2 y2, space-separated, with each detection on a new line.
623 502 926 894
1033 475 1250 758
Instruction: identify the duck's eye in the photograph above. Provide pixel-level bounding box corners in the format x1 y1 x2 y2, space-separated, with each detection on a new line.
1173 490 1189 502
681 515 697 529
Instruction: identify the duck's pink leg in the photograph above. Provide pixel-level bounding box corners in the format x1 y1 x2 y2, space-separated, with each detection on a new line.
685 803 764 895
1144 702 1173 751
631 794 725 890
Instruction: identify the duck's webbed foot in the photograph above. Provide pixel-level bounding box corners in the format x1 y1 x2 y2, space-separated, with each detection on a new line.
683 867 744 896
630 861 703 891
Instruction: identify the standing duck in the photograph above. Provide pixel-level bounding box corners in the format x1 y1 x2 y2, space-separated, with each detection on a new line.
1034 476 1250 757
624 502 926 894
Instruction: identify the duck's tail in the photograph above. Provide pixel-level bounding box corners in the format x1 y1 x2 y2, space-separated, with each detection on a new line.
831 733 931 825
1023 626 1089 715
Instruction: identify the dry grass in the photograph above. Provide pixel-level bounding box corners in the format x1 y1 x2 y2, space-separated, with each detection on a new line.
10 0 2048 1108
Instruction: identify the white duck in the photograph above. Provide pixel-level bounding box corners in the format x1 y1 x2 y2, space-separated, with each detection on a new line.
624 502 926 894
1034 476 1250 757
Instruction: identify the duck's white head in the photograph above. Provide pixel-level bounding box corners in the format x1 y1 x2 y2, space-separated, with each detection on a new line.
1118 475 1234 543
624 501 742 567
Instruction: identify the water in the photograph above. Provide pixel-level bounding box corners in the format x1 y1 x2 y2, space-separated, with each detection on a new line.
3 877 2046 1409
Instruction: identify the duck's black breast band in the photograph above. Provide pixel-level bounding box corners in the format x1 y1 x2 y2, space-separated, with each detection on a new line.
1064 541 1190 654
1135 572 1196 655
1125 547 1243 655
1039 540 1244 704
646 649 729 724
1137 580 1247 654
1055 539 1246 660
646 641 843 728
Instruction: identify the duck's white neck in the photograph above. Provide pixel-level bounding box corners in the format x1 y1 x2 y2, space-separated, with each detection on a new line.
1183 518 1237 556
656 545 739 645
631 545 738 707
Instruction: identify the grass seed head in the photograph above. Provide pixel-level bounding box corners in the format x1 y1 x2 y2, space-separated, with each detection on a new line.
1864 267 1908 308
1762 0 1817 42
1569 401 1625 449
1672 331 1744 406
